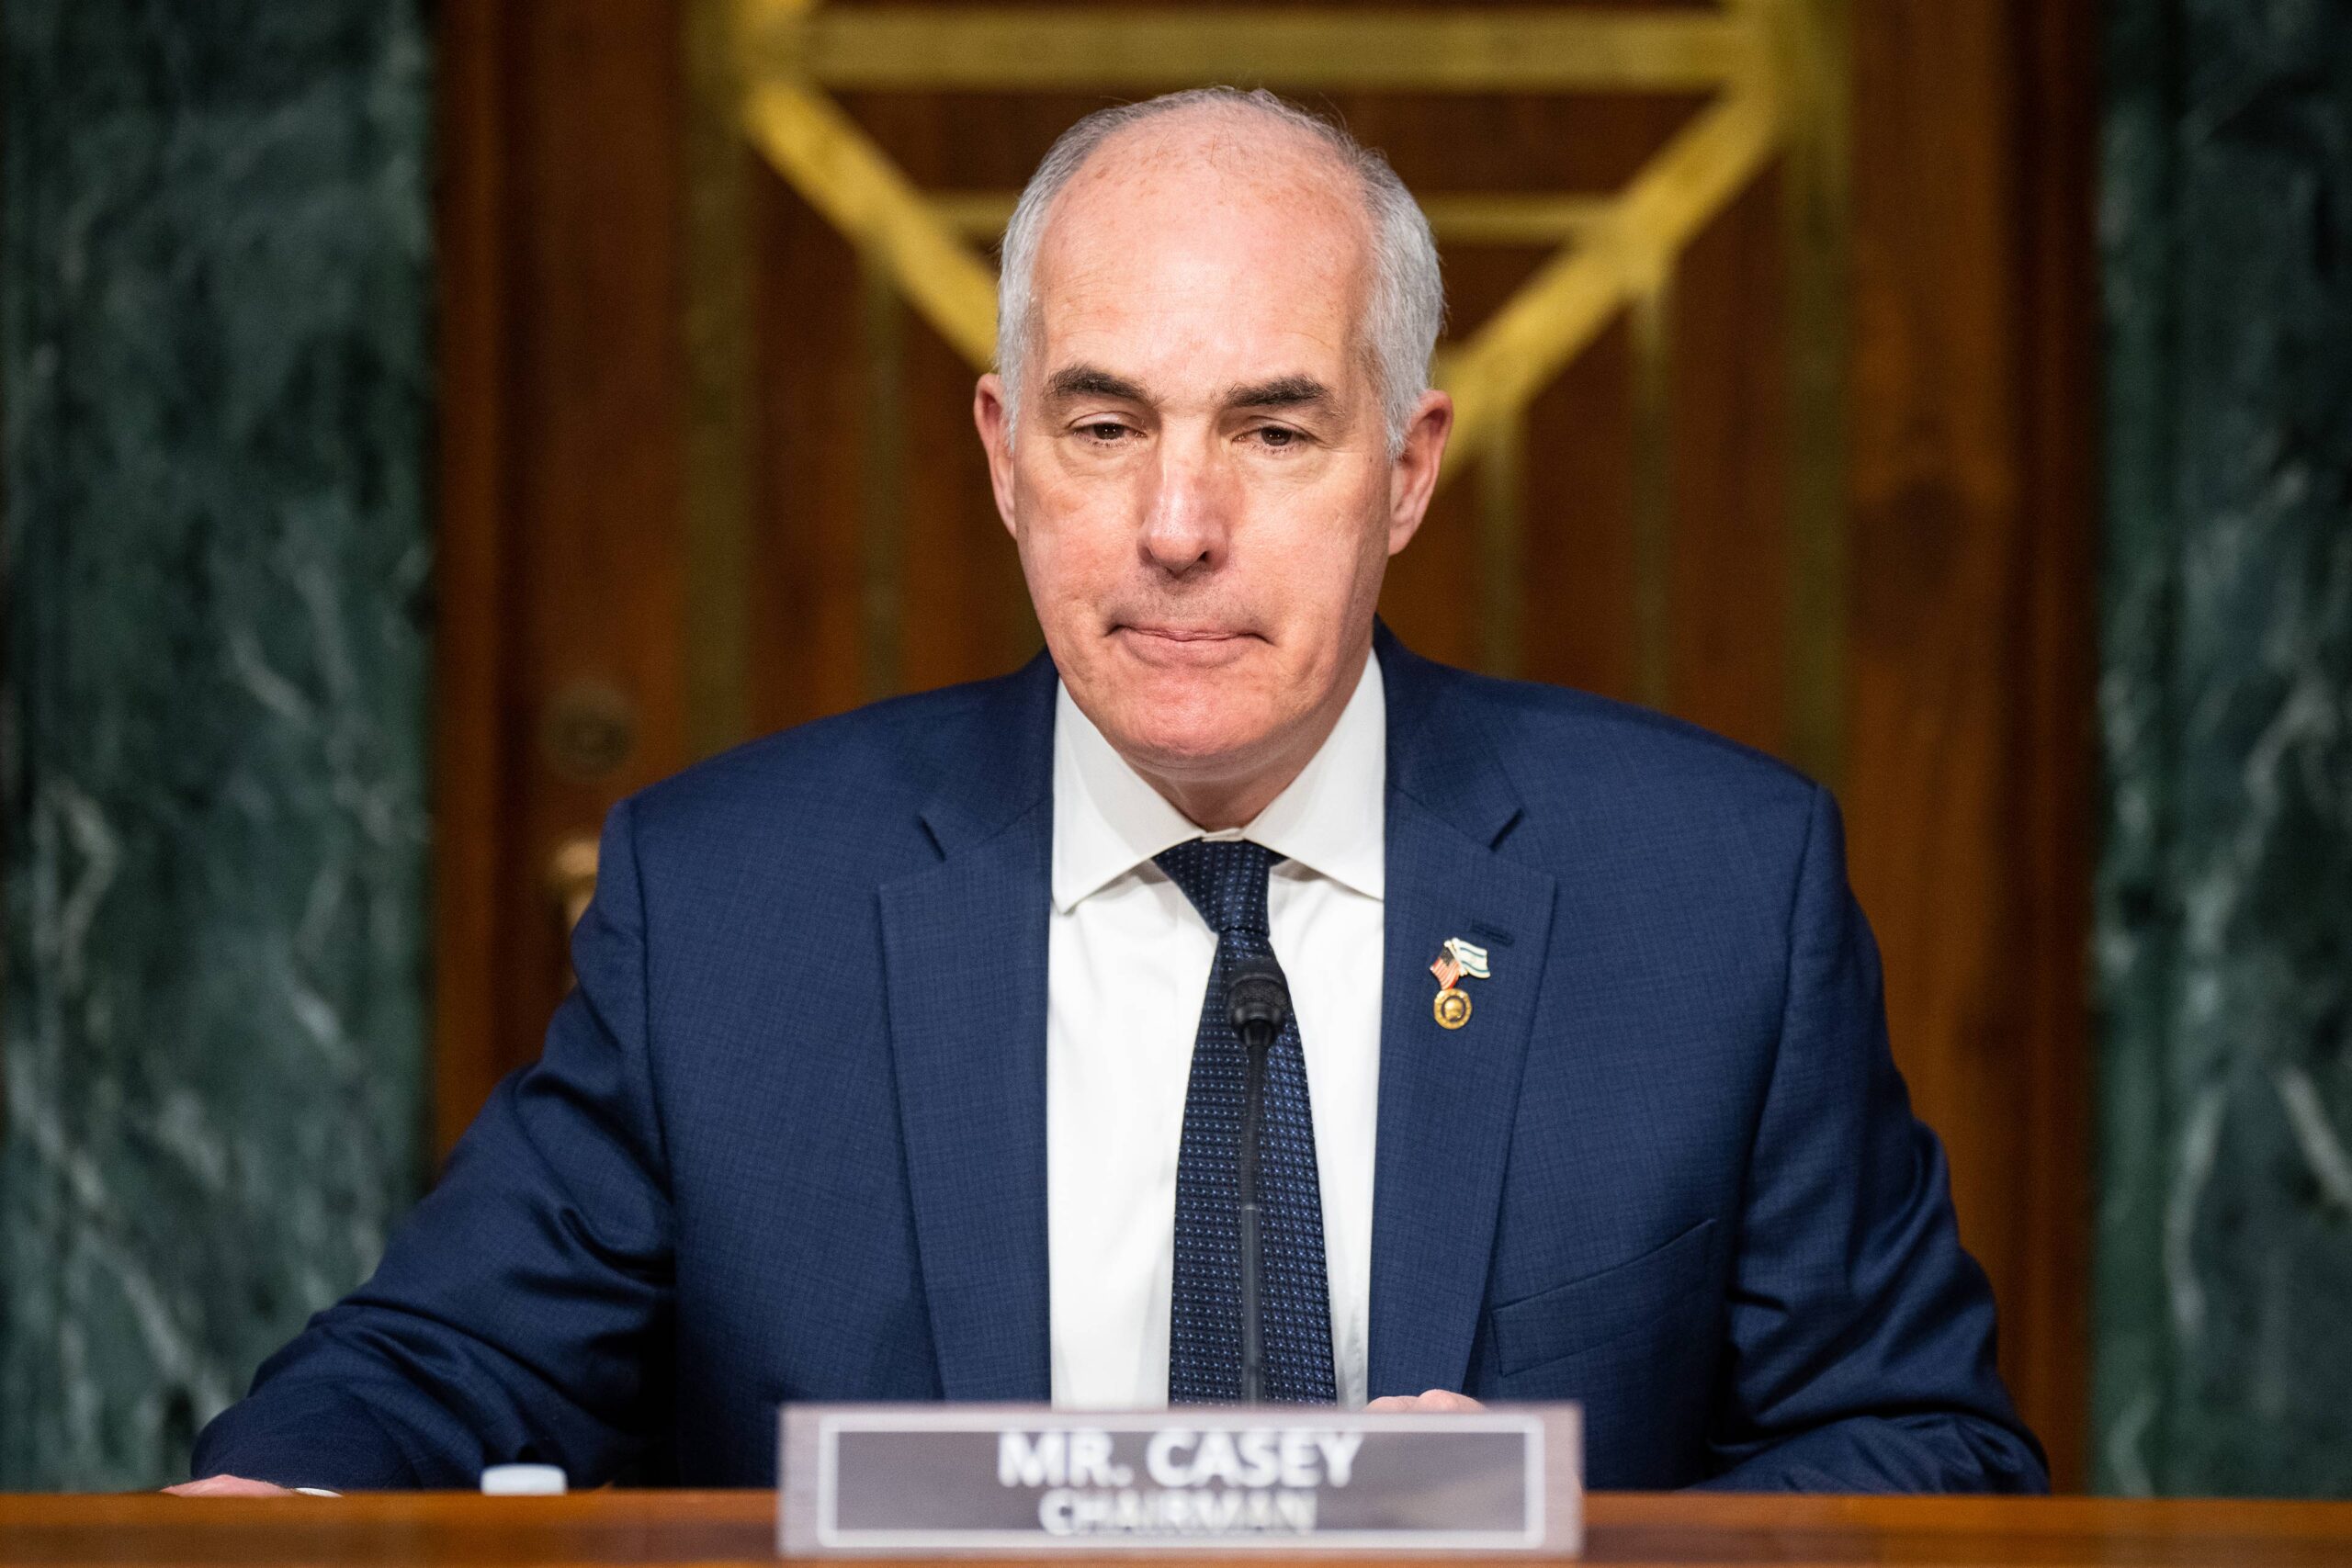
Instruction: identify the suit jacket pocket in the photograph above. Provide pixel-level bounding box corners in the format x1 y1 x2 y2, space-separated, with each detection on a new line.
1487 1218 1716 1379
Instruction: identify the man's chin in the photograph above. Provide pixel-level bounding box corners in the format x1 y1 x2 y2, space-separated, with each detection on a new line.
1093 698 1280 784
1064 646 1301 784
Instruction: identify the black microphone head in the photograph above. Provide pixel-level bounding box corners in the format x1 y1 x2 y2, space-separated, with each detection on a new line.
1227 955 1291 1053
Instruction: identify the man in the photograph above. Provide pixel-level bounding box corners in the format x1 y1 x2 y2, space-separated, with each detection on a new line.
183 89 2045 1494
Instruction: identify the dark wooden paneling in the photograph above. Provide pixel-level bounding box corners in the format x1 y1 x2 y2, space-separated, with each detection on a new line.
2004 0 2098 1496
1668 168 1787 756
750 169 867 728
1842 0 2096 1489
434 0 695 1122
432 0 513 1152
1511 317 1640 697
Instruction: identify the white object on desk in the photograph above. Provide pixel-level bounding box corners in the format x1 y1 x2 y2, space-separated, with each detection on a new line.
480 1463 568 1495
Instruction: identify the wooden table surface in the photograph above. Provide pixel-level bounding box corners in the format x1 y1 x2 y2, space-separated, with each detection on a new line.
5 1492 2352 1566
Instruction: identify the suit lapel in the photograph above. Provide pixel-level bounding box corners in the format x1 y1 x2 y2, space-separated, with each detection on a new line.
878 660 1057 1402
1368 630 1558 1398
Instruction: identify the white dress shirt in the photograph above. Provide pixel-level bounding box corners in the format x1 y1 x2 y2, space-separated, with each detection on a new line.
1046 651 1385 1410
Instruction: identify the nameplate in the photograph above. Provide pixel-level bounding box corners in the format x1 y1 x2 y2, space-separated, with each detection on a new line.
778 1404 1581 1555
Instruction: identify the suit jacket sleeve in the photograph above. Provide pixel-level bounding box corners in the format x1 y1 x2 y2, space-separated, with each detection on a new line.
190 799 675 1489
1697 785 2048 1493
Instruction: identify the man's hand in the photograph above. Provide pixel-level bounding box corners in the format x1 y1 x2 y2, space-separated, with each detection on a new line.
1364 1389 1486 1414
164 1475 298 1497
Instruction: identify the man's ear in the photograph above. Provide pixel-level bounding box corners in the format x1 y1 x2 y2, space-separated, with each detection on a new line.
1385 389 1454 556
973 372 1020 536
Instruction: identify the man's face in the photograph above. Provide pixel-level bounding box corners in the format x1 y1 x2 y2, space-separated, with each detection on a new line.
975 115 1450 801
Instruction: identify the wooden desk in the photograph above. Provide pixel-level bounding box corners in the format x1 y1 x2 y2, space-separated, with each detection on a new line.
4 1492 2351 1565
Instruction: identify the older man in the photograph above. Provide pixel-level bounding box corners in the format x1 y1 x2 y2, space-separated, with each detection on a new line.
185 89 2044 1494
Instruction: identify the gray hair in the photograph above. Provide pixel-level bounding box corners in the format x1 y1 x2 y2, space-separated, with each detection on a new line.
995 88 1445 458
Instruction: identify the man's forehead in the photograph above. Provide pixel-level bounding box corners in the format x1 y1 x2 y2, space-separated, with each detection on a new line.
1009 105 1380 417
1034 292 1361 407
1032 132 1367 340
1037 110 1369 281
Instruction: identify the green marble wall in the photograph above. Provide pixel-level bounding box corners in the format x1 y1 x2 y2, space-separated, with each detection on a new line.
0 4 434 1488
2096 0 2352 1499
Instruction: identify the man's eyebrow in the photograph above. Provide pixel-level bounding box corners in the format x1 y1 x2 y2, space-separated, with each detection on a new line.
1222 375 1336 412
1043 365 1150 404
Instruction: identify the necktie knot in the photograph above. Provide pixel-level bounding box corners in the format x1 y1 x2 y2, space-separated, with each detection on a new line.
1155 839 1281 939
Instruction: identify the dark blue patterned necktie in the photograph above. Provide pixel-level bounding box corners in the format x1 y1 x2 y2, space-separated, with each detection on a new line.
1155 839 1338 1404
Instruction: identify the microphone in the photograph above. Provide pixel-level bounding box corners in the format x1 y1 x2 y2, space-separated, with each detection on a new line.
1227 954 1291 1404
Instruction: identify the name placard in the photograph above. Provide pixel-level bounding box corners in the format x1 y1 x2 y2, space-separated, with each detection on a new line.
778 1404 1581 1555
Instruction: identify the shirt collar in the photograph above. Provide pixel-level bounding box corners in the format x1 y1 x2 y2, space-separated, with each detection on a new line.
1050 649 1387 913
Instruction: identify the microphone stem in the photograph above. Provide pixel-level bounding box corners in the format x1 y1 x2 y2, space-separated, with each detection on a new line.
1238 1029 1270 1404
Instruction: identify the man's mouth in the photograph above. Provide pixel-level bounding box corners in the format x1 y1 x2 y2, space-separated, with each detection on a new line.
1112 624 1259 664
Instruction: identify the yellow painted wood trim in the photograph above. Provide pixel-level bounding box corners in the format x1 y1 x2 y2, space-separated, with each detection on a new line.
1439 85 1777 462
749 5 1756 93
741 79 1000 367
925 191 1619 246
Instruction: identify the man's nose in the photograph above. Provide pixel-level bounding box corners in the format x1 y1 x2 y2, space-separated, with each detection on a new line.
1138 436 1232 575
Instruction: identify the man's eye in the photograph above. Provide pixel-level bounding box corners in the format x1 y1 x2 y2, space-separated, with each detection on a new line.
1252 426 1300 449
1080 422 1130 442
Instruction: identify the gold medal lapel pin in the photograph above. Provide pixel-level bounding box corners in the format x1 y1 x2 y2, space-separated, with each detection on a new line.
1430 937 1492 1031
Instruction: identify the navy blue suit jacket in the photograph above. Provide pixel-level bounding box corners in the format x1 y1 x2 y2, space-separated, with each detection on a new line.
195 630 2045 1493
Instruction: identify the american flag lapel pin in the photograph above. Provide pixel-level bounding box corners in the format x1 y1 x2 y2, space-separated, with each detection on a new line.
1430 936 1491 1030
